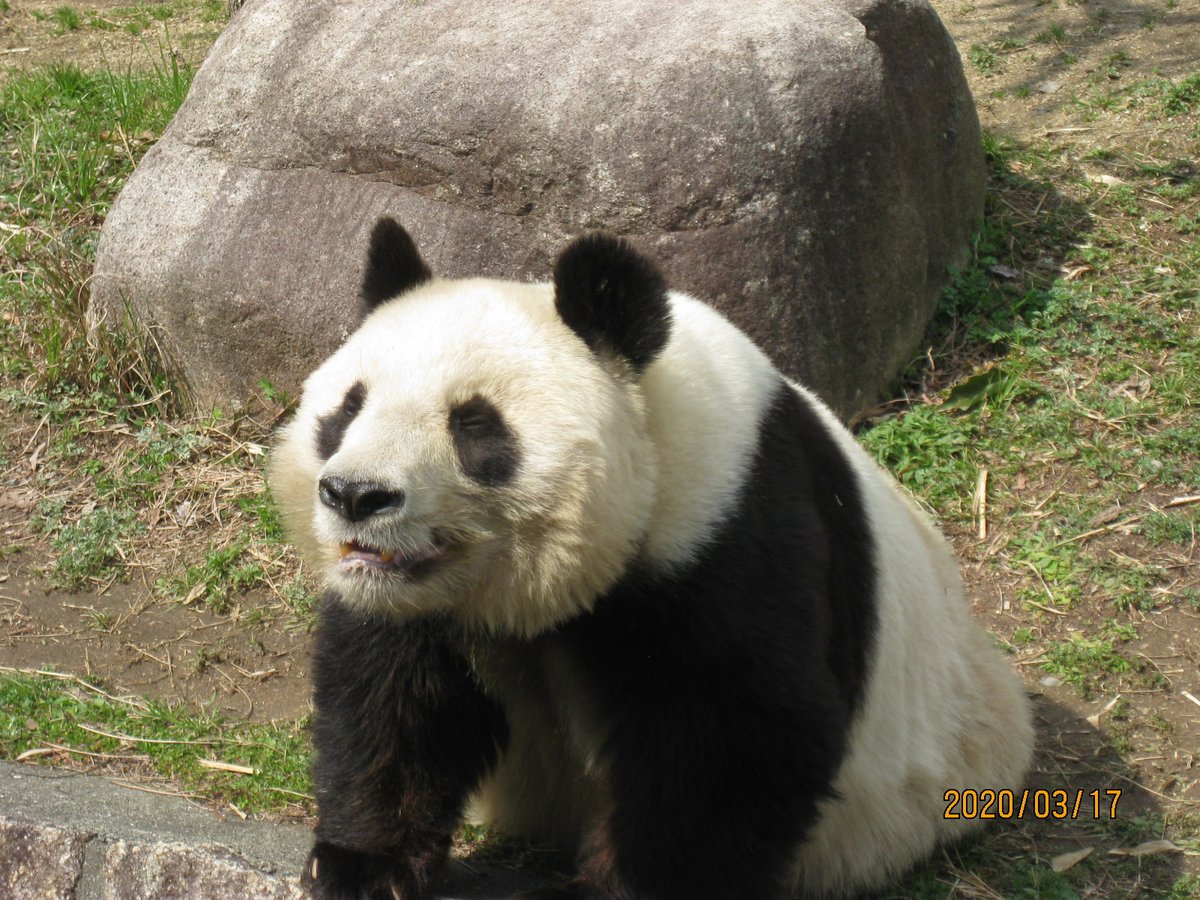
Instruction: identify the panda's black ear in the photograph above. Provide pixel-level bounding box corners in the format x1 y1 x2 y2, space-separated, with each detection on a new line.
359 217 433 317
552 233 672 374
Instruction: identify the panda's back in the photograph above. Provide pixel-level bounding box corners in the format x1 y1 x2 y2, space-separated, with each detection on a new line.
613 292 1033 894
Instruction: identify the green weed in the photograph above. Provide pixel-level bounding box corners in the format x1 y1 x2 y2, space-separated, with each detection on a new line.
47 507 143 590
280 575 317 629
200 1 229 23
860 406 977 519
1171 876 1200 898
968 44 1001 77
1139 510 1199 545
235 490 287 543
1160 73 1200 116
157 539 268 614
1042 623 1136 697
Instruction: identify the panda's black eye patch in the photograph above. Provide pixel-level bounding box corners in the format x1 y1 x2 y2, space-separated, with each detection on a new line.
449 396 519 486
316 381 366 461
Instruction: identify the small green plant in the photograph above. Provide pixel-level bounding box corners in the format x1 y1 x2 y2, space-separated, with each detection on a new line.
1074 90 1122 116
1042 624 1136 697
236 490 287 542
1011 626 1036 645
158 540 268 614
1011 530 1077 586
1148 713 1173 734
1098 51 1132 80
256 378 294 410
1171 876 1200 899
1160 73 1200 116
280 575 317 628
861 406 977 518
48 507 143 590
968 44 1001 76
1035 24 1069 46
85 608 116 631
200 0 229 22
52 6 81 32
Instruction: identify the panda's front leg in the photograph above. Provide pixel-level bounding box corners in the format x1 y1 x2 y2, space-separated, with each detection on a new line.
303 594 508 900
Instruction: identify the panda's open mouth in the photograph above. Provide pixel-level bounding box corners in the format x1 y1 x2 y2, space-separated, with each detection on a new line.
336 539 446 578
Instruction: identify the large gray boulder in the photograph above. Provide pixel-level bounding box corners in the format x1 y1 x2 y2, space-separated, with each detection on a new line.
91 0 983 418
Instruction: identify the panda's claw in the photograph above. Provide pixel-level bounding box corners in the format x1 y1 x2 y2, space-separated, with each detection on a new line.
301 841 428 900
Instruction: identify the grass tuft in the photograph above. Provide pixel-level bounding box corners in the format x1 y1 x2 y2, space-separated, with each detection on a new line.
0 59 193 412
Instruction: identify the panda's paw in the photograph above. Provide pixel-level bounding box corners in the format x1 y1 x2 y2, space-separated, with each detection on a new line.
301 841 431 900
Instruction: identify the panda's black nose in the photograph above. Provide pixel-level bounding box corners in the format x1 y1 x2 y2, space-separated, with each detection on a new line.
318 476 405 522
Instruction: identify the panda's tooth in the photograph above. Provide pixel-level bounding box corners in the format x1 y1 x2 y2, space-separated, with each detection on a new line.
339 542 352 558
380 549 395 564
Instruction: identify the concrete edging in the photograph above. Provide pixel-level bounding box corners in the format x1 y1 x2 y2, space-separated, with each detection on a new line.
0 761 547 899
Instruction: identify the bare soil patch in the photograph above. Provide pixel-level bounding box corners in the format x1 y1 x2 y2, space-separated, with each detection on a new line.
1 397 313 722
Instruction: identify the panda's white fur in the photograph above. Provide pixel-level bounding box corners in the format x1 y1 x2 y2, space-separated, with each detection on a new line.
273 222 1033 899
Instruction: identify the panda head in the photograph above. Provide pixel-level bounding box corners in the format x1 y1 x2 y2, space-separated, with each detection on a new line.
271 218 672 635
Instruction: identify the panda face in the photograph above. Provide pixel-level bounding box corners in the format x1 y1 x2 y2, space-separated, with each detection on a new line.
272 250 666 636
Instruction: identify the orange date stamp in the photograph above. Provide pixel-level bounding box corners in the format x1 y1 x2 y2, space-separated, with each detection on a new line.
943 788 1122 820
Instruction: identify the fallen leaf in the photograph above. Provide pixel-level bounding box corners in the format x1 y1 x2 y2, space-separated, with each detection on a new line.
1108 839 1180 857
182 582 208 605
1051 847 1093 872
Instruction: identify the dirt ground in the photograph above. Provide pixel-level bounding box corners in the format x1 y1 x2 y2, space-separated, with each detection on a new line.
1 0 1198 892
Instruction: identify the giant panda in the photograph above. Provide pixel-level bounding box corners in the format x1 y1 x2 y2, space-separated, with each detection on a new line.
271 217 1034 900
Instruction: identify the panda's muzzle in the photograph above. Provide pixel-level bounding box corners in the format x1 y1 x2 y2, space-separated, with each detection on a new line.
318 476 405 523
319 476 447 578
337 539 445 576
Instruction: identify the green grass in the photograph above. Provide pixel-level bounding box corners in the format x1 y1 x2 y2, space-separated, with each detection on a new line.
1035 23 1069 47
52 6 82 32
0 670 311 813
859 116 1200 706
0 60 192 409
96 2 193 34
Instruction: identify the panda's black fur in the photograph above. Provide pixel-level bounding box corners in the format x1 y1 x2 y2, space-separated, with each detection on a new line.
272 219 1033 900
